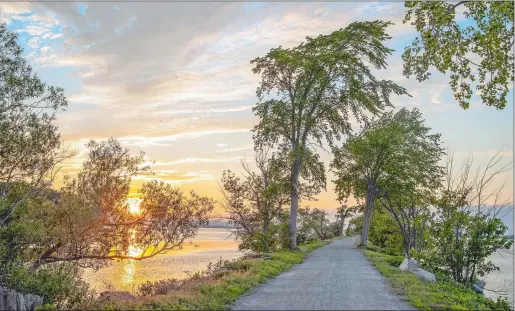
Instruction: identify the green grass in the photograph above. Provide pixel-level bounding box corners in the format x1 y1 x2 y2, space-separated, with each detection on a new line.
361 247 512 311
86 239 333 310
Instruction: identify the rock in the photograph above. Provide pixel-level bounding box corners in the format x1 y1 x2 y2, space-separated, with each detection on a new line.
471 279 486 295
0 286 43 311
471 284 485 295
399 258 421 271
99 291 136 302
412 268 436 282
475 279 486 289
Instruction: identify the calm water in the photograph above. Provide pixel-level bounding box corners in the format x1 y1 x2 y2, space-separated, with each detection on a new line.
82 228 243 292
484 245 514 305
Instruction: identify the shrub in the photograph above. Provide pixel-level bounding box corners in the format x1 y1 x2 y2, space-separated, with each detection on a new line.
4 262 92 309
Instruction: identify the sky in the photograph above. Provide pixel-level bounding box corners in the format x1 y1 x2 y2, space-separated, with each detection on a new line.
1 1 513 219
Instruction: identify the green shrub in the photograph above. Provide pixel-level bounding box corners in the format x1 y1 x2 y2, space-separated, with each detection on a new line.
385 255 404 267
5 262 92 309
239 232 278 253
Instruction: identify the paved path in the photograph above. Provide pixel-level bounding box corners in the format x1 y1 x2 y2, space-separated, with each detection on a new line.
231 237 416 310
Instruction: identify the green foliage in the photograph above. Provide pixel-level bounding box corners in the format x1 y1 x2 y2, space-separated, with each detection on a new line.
0 22 69 227
332 108 444 203
332 108 444 249
251 20 409 248
403 1 514 109
362 248 513 311
368 206 403 256
220 149 290 253
297 208 334 241
421 190 513 284
4 262 92 309
346 215 363 236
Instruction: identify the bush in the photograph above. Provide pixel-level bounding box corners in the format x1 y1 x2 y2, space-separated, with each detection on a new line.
4 262 92 309
385 255 404 267
239 232 277 253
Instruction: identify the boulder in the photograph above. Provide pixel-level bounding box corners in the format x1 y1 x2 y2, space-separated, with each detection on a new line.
472 279 486 295
471 284 485 295
99 291 136 302
399 258 421 271
412 268 436 282
0 287 43 311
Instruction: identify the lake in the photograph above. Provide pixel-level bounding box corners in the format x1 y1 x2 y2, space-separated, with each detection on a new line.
82 227 243 292
484 245 514 305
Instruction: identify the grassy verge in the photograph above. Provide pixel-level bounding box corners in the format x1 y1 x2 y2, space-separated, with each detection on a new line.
86 239 334 310
361 246 511 311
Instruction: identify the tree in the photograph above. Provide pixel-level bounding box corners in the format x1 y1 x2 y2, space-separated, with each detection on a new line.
251 21 409 248
421 150 513 285
403 1 514 109
376 186 434 258
0 22 72 227
297 207 333 241
332 108 444 246
220 147 290 252
335 204 358 236
5 138 214 271
346 214 364 236
368 203 404 255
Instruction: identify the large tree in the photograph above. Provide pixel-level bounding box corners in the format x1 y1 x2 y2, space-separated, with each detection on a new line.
331 108 444 246
0 22 71 226
403 1 514 109
251 21 409 248
4 139 214 272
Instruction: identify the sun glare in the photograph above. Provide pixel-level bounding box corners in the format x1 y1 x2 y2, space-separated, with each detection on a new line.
127 198 142 214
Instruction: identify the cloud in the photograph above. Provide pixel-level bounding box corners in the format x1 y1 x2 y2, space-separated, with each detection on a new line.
216 144 254 154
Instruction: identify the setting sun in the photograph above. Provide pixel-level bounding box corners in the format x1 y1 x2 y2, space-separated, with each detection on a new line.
127 198 142 215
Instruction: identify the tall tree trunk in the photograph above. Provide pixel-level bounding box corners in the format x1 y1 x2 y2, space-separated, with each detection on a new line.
360 179 377 246
289 157 301 249
341 216 346 236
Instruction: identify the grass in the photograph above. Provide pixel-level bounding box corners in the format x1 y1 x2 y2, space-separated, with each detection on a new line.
85 239 333 310
360 246 512 311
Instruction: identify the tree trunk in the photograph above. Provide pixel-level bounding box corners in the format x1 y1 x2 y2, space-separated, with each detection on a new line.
341 216 346 236
404 239 411 259
289 157 301 249
360 179 377 246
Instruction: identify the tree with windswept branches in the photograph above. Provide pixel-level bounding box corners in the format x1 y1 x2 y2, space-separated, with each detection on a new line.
5 138 215 272
403 1 514 109
0 22 72 227
331 108 444 246
251 20 409 248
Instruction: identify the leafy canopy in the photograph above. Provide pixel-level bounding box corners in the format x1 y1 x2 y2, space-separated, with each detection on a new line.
252 20 409 150
403 1 514 109
332 108 445 202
